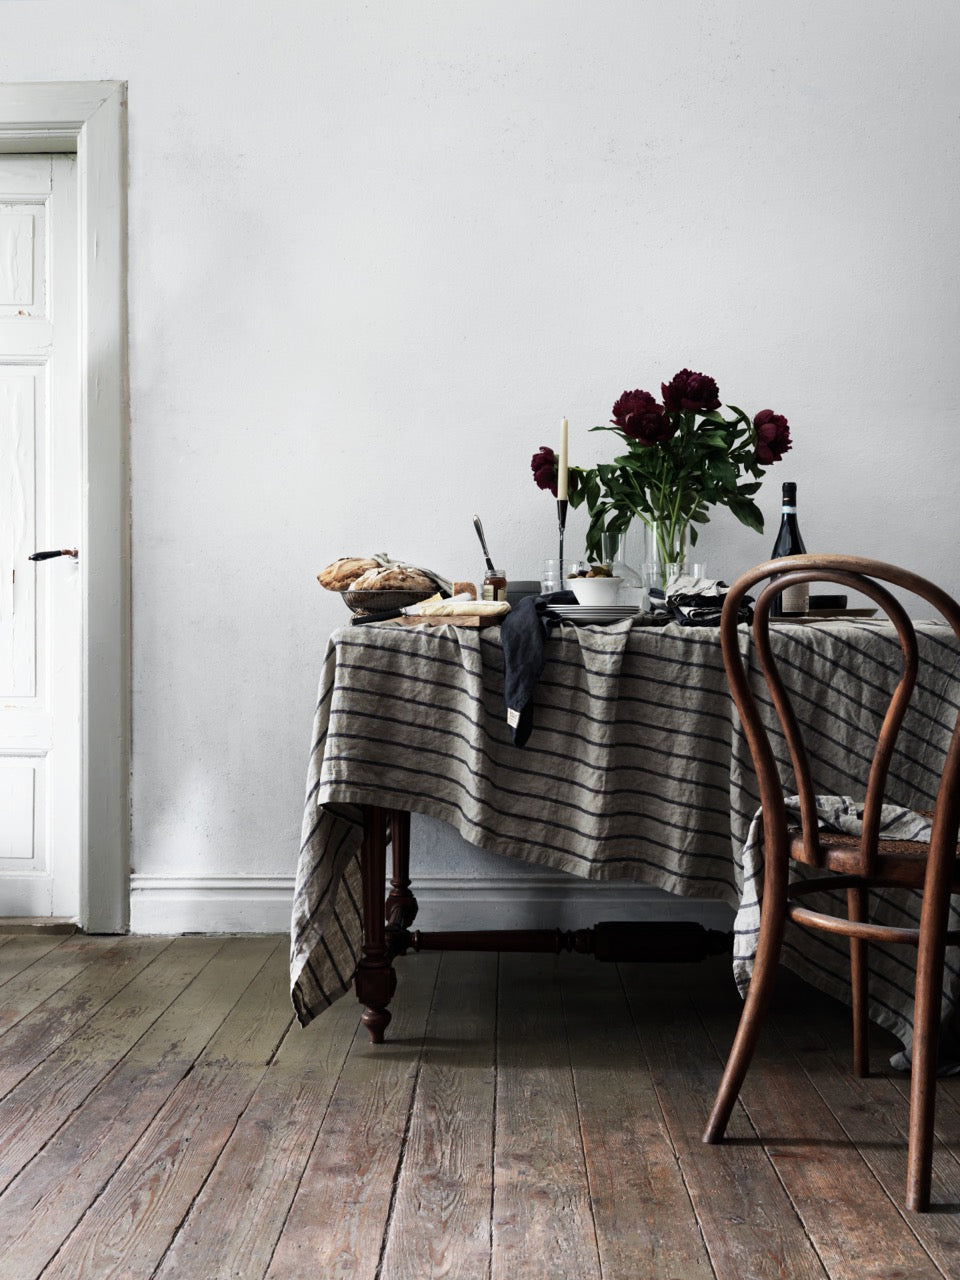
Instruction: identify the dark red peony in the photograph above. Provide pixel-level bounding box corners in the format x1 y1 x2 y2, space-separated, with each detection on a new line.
753 409 792 464
611 389 674 445
530 445 558 495
661 368 721 415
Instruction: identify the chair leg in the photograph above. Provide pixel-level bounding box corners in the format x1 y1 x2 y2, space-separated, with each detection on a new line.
703 901 787 1144
906 969 942 1210
847 884 870 1078
905 892 951 1211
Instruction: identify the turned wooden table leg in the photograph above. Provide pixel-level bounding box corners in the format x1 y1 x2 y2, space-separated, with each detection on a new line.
355 805 397 1043
385 810 418 928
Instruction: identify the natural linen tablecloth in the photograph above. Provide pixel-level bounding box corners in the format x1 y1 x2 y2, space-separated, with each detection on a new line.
291 617 960 1054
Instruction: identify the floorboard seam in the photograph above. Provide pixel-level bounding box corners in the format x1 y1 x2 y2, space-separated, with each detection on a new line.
0 938 212 1203
560 967 604 1278
694 994 832 1279
146 1060 276 1280
0 935 73 995
0 937 174 1087
778 1019 953 1278
373 954 441 1280
487 951 499 1280
618 965 720 1280
259 1014 364 1280
23 939 278 1278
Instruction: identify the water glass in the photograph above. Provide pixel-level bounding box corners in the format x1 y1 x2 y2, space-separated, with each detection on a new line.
600 532 622 567
665 563 707 588
541 558 563 593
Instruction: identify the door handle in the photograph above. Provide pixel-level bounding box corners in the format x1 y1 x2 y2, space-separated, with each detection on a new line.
29 549 78 561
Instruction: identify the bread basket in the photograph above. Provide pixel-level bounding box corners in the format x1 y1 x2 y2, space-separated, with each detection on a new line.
341 588 436 614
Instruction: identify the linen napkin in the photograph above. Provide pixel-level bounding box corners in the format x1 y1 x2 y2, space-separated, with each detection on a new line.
499 591 576 746
649 574 751 626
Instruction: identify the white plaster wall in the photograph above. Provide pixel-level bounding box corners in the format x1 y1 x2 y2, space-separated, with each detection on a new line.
1 2 958 924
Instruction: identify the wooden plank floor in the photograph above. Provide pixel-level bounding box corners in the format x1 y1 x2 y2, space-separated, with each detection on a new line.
1 934 960 1278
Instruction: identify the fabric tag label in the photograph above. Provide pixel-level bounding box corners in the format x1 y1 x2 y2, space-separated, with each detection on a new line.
506 708 520 728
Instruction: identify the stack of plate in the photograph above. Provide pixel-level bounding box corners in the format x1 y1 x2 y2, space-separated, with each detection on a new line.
549 604 639 624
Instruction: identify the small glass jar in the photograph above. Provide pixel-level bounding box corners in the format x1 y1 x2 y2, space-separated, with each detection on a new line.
482 567 508 602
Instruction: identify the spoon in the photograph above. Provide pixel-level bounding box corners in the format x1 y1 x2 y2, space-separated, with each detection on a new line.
472 515 496 573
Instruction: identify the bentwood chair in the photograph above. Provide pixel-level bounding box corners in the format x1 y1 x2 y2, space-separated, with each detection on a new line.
702 554 960 1212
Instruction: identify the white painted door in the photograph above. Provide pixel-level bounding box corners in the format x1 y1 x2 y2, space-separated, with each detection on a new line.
0 154 80 919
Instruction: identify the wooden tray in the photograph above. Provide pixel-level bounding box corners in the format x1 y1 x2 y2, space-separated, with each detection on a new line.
774 607 878 622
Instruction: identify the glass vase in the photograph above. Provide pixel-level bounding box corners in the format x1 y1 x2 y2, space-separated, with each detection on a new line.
649 518 690 589
600 526 645 585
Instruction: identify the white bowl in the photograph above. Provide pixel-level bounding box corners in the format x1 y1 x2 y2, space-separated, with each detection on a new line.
569 575 622 605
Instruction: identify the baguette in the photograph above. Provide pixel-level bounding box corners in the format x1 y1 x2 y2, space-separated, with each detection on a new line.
416 599 510 618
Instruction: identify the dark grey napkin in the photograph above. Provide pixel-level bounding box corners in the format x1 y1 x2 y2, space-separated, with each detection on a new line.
499 591 576 746
648 584 753 626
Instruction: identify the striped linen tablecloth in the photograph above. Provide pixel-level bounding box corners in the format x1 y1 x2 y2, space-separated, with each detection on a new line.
291 616 960 1053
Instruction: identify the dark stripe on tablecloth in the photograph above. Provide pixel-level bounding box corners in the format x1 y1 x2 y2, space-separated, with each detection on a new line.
329 676 733 760
319 935 348 990
323 720 733 817
319 747 731 851
327 704 735 801
296 819 356 912
315 777 738 894
331 905 359 967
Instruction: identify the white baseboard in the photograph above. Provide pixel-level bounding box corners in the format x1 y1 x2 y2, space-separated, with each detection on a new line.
128 872 734 935
128 875 296 934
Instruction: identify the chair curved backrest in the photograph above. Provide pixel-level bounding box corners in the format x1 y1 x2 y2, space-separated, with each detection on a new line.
720 554 960 885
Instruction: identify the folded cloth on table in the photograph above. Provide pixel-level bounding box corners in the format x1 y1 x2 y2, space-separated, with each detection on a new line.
499 591 576 746
649 574 752 626
734 794 960 1073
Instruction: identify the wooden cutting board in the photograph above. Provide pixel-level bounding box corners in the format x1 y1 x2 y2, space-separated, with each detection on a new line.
395 614 502 629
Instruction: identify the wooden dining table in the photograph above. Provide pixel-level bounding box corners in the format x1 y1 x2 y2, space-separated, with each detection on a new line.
292 612 960 1054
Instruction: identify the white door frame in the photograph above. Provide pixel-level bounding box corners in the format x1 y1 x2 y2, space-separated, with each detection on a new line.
0 82 129 932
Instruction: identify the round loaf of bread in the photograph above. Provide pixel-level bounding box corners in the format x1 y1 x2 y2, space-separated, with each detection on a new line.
349 565 435 592
317 556 380 591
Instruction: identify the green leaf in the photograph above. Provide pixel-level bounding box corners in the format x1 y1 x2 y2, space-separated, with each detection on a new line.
697 431 728 448
725 403 752 426
727 496 765 534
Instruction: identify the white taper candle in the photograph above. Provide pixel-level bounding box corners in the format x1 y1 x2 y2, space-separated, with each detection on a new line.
557 417 569 500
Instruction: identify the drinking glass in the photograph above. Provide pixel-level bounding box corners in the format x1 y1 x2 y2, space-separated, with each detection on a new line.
541 558 563 593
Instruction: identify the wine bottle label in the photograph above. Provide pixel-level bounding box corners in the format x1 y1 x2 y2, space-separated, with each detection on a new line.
781 505 797 514
781 581 809 613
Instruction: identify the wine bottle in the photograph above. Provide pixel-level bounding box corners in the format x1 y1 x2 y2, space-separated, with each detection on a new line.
770 481 808 616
